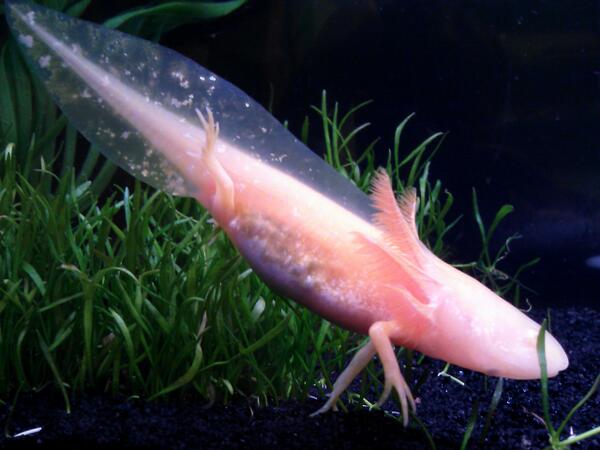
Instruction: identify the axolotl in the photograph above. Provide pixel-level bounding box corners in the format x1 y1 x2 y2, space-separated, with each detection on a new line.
6 0 569 425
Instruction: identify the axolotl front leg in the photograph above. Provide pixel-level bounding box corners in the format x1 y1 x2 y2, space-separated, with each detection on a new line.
312 322 416 426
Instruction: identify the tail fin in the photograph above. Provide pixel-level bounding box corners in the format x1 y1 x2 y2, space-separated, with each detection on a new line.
6 0 213 195
6 1 375 219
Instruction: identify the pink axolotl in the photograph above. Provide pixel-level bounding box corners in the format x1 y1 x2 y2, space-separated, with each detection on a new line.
7 0 569 426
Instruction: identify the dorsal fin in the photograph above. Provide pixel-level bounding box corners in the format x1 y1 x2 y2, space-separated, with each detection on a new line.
370 169 428 264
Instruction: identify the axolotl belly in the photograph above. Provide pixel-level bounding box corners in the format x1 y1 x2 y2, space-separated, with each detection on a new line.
221 151 391 336
7 0 569 427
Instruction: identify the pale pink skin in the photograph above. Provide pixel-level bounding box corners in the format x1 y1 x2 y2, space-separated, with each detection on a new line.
14 5 569 426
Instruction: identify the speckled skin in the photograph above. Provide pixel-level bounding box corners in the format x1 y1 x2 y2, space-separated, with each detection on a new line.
218 151 396 338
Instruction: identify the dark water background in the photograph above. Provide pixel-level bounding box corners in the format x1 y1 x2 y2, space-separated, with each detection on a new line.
85 0 600 308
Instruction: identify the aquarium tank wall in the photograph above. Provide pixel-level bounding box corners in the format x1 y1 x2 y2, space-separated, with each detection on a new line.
0 1 598 449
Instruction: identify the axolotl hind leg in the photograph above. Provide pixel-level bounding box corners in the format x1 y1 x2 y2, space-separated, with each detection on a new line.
195 108 236 222
312 321 415 426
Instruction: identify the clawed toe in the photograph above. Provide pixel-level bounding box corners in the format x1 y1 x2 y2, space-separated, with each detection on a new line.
310 397 337 417
375 375 415 426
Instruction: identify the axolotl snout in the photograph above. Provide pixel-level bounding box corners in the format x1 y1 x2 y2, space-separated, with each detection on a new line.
7 0 568 426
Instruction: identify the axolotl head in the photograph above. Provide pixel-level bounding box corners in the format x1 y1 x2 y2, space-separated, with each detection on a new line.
417 261 569 380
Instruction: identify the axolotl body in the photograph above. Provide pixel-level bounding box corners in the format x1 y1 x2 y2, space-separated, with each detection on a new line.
6 0 569 425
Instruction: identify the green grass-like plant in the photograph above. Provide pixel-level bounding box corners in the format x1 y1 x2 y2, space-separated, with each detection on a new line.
537 320 600 449
0 141 337 405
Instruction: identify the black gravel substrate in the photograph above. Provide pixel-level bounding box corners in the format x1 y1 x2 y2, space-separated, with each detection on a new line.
1 308 598 450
